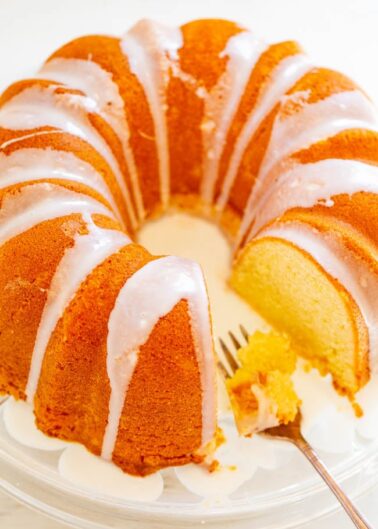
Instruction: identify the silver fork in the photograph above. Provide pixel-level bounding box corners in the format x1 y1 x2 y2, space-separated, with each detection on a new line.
218 326 373 529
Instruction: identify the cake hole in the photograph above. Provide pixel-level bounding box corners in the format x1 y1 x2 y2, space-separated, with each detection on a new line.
138 211 269 341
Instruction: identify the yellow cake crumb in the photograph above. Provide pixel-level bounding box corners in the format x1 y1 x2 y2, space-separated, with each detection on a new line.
226 331 300 436
264 371 300 425
237 331 296 374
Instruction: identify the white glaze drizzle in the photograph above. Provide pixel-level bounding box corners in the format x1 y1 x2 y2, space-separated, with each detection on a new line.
257 222 378 370
121 19 183 210
59 443 164 501
0 183 113 247
102 255 215 460
216 54 313 211
260 91 378 181
249 159 378 239
0 85 138 229
237 90 378 246
0 147 121 218
40 58 145 221
0 129 64 150
200 32 267 205
3 397 67 450
25 213 130 402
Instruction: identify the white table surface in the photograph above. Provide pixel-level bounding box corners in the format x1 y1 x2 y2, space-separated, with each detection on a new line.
0 0 378 527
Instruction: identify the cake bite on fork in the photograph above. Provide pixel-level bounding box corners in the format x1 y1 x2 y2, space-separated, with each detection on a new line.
219 328 300 436
218 327 372 529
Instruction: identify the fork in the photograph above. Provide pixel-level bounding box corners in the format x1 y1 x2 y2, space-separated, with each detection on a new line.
218 326 373 529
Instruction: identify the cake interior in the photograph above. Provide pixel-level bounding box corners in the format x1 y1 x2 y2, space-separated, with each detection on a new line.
231 237 368 396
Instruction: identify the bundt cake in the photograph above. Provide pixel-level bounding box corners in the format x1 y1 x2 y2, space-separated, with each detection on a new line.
0 17 377 475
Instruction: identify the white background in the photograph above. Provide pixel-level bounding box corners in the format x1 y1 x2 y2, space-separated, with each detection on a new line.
0 0 378 527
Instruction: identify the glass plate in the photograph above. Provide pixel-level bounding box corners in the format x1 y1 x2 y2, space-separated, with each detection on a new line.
1 398 378 529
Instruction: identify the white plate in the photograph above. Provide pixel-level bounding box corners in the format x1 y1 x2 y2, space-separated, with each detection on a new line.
1 395 378 529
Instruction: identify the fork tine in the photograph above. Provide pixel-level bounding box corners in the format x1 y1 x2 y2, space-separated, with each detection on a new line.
239 324 249 344
219 337 239 373
217 359 231 380
229 330 242 351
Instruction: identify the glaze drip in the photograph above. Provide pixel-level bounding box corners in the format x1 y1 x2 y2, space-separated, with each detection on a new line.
103 255 215 459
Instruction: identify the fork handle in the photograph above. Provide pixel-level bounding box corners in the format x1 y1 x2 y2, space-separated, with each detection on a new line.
295 437 373 529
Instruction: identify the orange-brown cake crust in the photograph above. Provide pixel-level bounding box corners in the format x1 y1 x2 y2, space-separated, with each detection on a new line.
0 126 131 228
167 20 242 198
271 128 378 259
115 299 203 475
255 128 378 250
0 80 138 229
0 214 87 399
292 128 378 166
34 241 204 475
226 107 277 217
215 41 303 207
49 35 161 217
0 79 83 106
228 68 362 231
